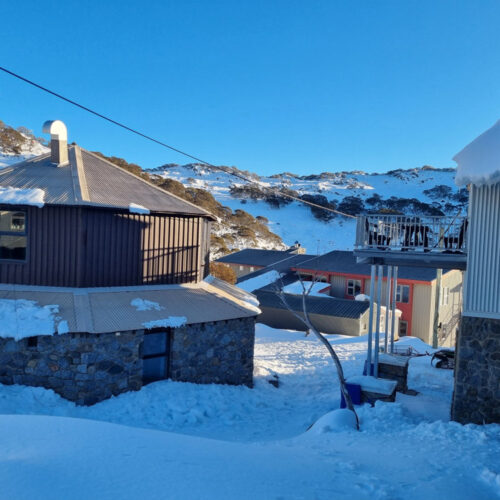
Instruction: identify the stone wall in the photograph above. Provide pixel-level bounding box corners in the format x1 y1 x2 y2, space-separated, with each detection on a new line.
0 331 143 406
170 317 255 387
452 315 500 424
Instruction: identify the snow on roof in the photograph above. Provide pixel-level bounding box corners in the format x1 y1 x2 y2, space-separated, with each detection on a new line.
282 281 331 297
237 270 281 293
0 299 65 340
0 186 45 207
143 316 187 329
130 298 163 311
129 203 150 214
454 120 500 186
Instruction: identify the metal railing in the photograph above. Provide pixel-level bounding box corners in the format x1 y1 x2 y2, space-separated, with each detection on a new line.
355 214 469 254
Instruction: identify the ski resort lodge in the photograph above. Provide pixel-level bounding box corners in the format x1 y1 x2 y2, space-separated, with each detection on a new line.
0 121 258 405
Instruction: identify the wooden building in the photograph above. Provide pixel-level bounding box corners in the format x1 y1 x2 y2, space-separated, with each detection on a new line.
0 121 259 405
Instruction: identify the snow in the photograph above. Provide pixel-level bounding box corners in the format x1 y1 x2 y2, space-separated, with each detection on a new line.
0 323 498 499
454 120 500 186
154 163 462 253
0 186 45 207
283 280 331 296
0 299 64 340
355 293 370 301
237 269 281 292
143 316 187 328
308 408 358 433
131 298 163 311
129 202 150 214
347 375 398 395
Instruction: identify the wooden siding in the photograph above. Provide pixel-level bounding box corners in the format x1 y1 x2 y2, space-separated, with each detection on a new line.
0 205 210 287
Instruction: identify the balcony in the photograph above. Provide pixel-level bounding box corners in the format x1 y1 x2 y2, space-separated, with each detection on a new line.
354 214 468 270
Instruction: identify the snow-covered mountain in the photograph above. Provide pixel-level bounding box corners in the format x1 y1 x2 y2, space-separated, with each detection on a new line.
0 119 466 257
150 163 466 255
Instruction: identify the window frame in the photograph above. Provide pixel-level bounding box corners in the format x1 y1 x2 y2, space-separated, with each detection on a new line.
0 208 28 263
396 284 410 303
346 279 362 297
441 286 450 306
142 328 172 385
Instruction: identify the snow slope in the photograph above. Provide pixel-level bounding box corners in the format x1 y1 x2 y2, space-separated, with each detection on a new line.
0 325 499 500
152 164 463 253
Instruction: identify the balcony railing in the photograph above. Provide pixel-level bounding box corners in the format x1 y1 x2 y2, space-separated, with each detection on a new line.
355 214 468 254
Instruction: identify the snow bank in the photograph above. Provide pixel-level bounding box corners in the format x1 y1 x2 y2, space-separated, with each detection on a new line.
131 298 163 311
454 120 500 186
143 316 187 329
237 270 281 292
0 299 62 340
0 186 45 207
129 203 150 214
308 409 358 434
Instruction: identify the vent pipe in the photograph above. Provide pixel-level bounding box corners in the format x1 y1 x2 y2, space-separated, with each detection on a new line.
42 120 69 166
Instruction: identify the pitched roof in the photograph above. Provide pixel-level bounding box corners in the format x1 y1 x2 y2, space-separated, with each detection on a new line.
218 249 316 268
0 146 214 218
255 289 369 319
0 279 258 335
294 250 450 281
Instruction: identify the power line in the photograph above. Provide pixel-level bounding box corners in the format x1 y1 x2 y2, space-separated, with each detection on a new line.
0 65 356 219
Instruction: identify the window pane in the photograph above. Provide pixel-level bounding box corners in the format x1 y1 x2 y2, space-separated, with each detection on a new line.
402 286 409 303
0 235 26 260
143 332 167 356
0 211 25 232
143 357 166 382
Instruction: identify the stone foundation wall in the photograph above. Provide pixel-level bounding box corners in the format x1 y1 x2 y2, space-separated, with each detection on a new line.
0 331 143 405
170 317 255 387
452 315 500 424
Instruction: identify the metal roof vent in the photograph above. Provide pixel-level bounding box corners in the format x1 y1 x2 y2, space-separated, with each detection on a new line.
42 120 69 166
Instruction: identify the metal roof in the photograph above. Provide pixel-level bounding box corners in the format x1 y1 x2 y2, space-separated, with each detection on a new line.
293 250 451 282
255 290 369 319
218 249 317 268
0 280 258 335
0 146 213 218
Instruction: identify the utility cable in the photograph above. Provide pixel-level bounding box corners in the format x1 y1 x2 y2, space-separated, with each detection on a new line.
0 65 356 218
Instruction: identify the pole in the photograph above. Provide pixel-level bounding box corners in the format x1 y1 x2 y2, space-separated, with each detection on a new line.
366 264 376 376
374 265 383 377
390 266 398 353
384 266 392 353
432 269 442 349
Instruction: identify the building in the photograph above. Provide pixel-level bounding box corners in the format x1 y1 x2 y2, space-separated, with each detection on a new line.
0 121 259 405
217 247 309 279
352 119 500 424
450 120 500 424
291 250 462 346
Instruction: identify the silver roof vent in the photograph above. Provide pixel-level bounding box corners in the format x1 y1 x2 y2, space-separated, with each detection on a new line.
42 120 69 166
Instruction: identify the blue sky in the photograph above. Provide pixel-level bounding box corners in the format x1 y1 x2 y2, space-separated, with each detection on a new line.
2 0 500 175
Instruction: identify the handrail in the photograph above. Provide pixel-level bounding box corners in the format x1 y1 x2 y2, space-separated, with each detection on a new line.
355 214 469 254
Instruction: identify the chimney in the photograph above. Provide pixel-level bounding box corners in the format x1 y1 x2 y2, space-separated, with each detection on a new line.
42 120 69 166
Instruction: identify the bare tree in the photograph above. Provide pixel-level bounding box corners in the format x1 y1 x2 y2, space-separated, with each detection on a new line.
275 273 360 430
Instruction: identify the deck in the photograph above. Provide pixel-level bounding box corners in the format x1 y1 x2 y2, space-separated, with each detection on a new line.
354 214 468 270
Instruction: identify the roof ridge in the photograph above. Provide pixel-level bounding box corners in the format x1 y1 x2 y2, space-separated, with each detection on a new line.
82 149 214 218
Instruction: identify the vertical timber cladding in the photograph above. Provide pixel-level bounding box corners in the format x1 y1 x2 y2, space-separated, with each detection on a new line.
83 208 204 286
0 205 82 287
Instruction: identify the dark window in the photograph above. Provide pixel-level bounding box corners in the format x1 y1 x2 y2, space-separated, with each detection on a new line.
0 210 27 261
346 279 361 296
27 336 38 348
142 329 170 384
396 285 410 303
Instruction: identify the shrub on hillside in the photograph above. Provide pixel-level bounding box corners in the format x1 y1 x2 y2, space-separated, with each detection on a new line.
209 262 237 284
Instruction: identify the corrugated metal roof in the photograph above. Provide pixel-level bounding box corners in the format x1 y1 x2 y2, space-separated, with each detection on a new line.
218 249 316 268
294 250 451 281
255 290 369 319
0 281 257 334
0 146 213 218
